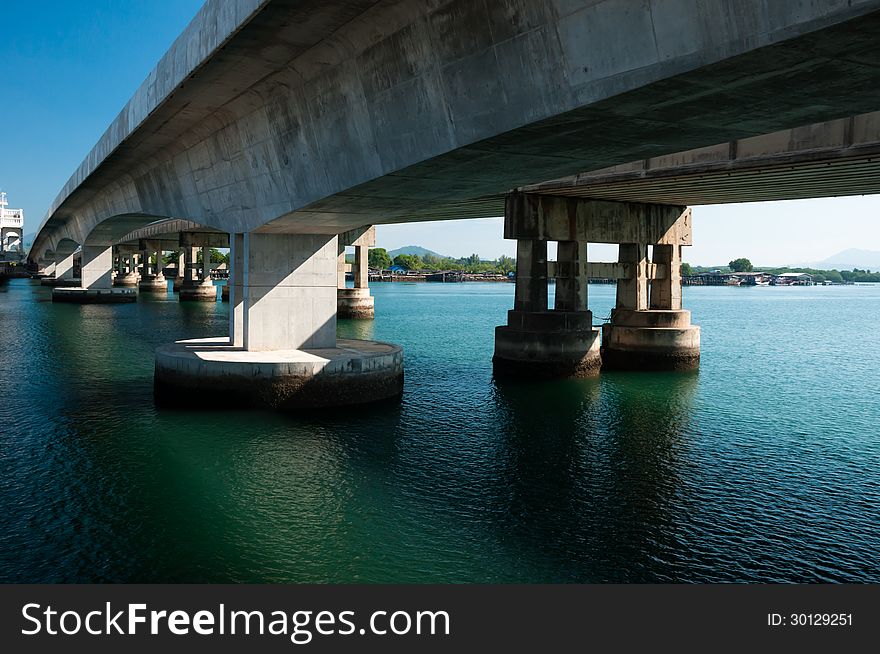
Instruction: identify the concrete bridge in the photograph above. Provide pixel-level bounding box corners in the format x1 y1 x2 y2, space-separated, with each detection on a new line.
28 0 880 409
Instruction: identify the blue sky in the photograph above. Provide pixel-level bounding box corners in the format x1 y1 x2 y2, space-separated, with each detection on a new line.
2 1 878 267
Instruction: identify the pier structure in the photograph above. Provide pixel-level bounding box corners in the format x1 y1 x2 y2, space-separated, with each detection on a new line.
178 232 225 302
154 232 403 409
52 242 136 303
171 251 185 293
494 193 698 377
337 226 375 320
138 240 169 293
113 246 140 287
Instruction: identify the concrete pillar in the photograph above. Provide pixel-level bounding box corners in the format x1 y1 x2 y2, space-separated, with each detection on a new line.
56 252 76 280
113 252 139 287
355 245 369 289
494 195 599 378
602 223 698 371
513 239 548 312
650 244 682 311
554 241 587 312
185 247 198 282
337 244 347 290
80 245 113 289
155 230 403 411
201 246 211 281
179 245 216 301
53 244 136 303
138 247 167 293
616 243 649 311
230 233 245 347
336 232 375 320
238 233 337 351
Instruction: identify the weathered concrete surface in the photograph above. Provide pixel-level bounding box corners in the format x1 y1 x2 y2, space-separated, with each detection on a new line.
601 311 701 371
113 273 139 287
494 316 602 378
524 109 880 204
139 276 168 293
52 288 137 304
29 0 880 264
232 233 338 351
154 337 404 410
179 280 218 302
337 287 375 320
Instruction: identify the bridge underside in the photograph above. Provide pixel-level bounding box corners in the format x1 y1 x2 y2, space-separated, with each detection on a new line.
30 0 880 259
522 111 880 206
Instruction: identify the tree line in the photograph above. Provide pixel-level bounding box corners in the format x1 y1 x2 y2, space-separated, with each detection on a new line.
682 258 880 283
368 248 516 275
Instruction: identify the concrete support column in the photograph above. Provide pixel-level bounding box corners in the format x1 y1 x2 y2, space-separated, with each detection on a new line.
494 195 599 378
355 245 369 289
53 244 136 303
138 247 167 293
554 241 587 312
650 244 682 311
513 239 548 312
184 247 197 282
201 246 211 281
602 215 699 371
239 233 337 351
81 245 113 289
139 249 149 277
156 231 403 411
230 233 245 347
56 252 76 281
616 243 649 311
179 245 216 302
114 252 139 287
336 229 375 320
337 244 347 290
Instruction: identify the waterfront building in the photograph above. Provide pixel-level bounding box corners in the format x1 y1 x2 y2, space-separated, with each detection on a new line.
0 192 24 260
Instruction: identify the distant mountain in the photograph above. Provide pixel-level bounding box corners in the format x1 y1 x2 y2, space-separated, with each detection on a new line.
387 245 446 259
792 248 880 271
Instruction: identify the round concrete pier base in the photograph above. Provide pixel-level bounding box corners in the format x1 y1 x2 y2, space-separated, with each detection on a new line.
113 274 139 287
139 276 168 293
52 287 137 304
493 311 601 378
221 284 229 302
178 280 217 302
337 288 375 319
601 309 700 371
154 337 404 410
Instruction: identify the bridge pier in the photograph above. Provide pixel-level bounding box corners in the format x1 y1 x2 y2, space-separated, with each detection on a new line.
171 252 185 293
154 233 402 410
41 251 78 287
337 227 375 320
113 250 139 287
178 246 216 301
493 193 699 377
53 245 136 303
601 241 700 371
138 243 167 293
493 199 600 377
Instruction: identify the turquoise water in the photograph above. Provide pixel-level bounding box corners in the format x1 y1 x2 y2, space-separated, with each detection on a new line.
0 278 878 583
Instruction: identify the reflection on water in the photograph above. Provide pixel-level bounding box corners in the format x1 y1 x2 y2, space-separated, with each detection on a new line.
492 373 697 581
1 279 879 582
